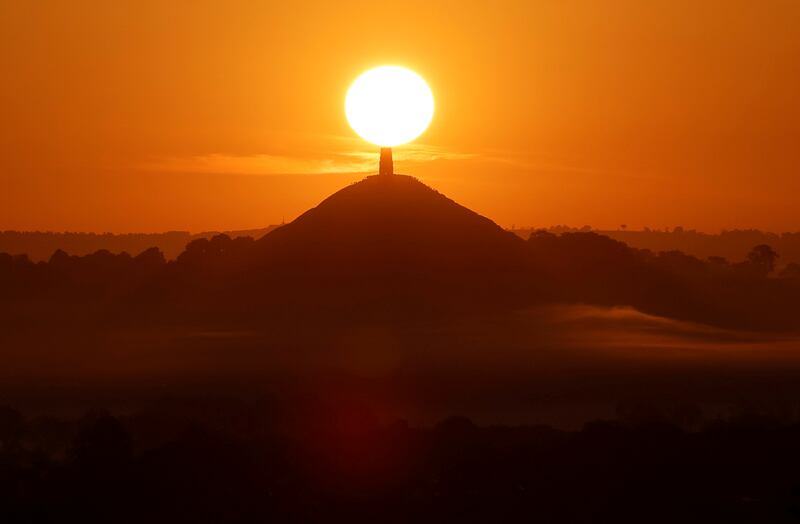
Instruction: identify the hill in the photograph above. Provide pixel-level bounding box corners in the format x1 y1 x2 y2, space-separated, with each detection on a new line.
247 175 530 316
2 175 798 331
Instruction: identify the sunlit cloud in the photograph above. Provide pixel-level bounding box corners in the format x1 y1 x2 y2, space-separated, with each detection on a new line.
146 153 373 176
142 134 623 180
142 136 478 176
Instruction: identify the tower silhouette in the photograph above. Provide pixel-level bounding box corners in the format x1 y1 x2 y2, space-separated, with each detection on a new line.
379 147 393 175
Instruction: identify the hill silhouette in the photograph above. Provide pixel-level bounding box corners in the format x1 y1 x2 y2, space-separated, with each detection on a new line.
244 175 530 317
1 174 799 331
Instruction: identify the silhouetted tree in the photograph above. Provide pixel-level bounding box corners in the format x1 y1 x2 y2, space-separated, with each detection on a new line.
133 246 166 267
48 248 70 266
747 244 779 277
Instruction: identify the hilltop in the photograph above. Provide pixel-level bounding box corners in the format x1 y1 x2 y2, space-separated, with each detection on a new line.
249 175 529 315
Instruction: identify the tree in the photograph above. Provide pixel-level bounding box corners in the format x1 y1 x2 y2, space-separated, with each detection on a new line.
747 244 779 276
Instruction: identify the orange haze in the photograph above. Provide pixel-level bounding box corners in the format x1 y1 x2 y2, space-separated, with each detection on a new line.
1 1 799 233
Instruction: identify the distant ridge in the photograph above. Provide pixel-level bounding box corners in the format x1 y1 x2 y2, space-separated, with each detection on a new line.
0 226 278 261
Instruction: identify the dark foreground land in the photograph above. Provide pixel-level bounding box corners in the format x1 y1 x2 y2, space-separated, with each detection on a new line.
2 176 800 522
2 400 800 523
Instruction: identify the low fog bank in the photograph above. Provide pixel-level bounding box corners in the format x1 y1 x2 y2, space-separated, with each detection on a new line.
2 304 800 428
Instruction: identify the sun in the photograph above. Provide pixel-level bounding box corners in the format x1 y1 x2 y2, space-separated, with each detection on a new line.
346 66 434 148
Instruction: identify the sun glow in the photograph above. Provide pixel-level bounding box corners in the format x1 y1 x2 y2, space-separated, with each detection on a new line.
345 66 434 147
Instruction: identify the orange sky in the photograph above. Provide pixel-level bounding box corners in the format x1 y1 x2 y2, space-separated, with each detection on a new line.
1 1 799 233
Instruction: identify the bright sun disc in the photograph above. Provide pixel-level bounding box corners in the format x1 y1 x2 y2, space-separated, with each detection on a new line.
346 66 434 147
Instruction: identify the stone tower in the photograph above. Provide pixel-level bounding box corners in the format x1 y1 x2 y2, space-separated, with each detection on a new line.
379 147 393 175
